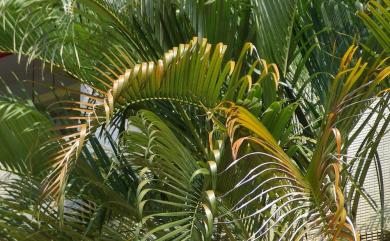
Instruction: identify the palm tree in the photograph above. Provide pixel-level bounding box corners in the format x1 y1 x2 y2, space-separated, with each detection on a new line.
0 0 389 240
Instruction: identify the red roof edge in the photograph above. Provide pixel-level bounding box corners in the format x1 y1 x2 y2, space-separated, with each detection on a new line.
0 52 11 58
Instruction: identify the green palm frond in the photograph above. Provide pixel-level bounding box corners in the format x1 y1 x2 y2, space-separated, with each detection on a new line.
358 0 390 52
0 0 389 240
252 0 298 76
123 110 213 240
0 98 55 175
41 38 278 205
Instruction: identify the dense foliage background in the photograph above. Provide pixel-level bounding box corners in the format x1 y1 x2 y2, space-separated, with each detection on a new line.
0 0 389 240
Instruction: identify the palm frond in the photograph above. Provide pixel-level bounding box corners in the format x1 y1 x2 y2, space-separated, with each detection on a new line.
122 110 214 240
252 0 298 76
0 98 55 175
42 38 278 205
358 0 390 52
